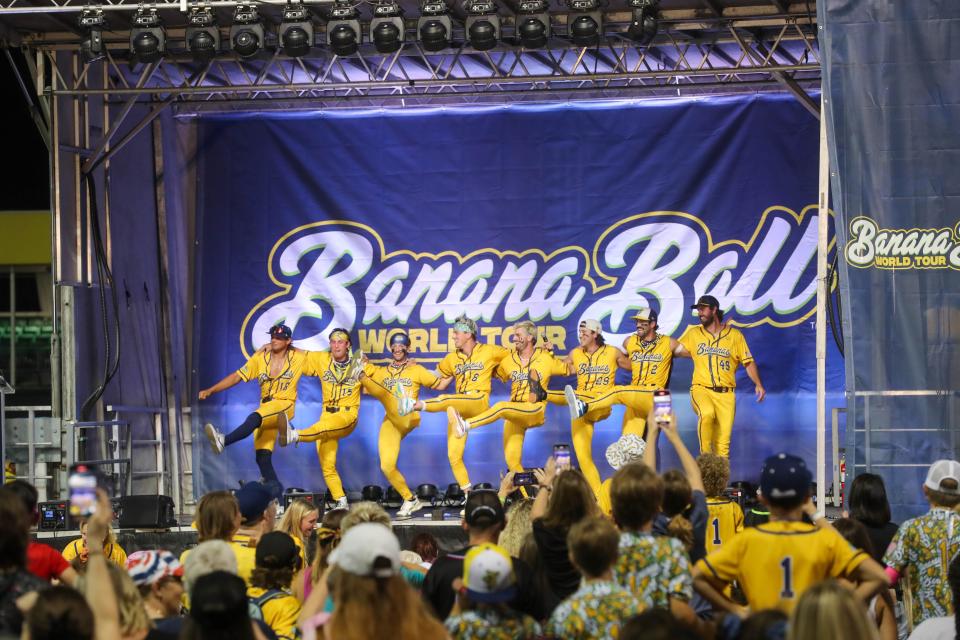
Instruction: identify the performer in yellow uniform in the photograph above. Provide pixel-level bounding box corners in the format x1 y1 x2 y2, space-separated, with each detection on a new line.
409 315 510 490
563 308 674 437
676 295 765 458
282 327 365 510
543 319 629 497
356 331 452 518
448 321 569 473
200 324 311 493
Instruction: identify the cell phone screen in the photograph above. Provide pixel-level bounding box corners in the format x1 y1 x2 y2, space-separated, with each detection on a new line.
68 464 98 518
553 444 571 468
514 471 537 486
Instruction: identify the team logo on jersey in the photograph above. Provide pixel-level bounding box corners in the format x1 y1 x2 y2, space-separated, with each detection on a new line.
577 364 610 375
844 216 960 270
454 362 486 376
631 353 664 363
241 206 833 358
697 344 732 357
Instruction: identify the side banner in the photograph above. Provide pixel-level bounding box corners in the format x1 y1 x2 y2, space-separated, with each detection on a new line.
193 94 841 497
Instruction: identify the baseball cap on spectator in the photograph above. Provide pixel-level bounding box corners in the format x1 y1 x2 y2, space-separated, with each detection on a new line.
925 460 960 495
268 324 292 339
462 543 517 603
605 433 647 470
463 490 505 528
631 308 658 323
579 319 602 334
126 550 183 587
235 481 274 521
328 522 401 578
256 531 300 569
759 453 812 499
189 570 249 627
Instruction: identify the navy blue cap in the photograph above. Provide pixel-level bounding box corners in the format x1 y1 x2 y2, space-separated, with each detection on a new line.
691 295 720 309
235 481 275 521
760 453 812 500
268 324 292 340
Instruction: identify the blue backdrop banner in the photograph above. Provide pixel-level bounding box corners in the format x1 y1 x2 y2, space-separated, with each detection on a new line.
193 93 841 498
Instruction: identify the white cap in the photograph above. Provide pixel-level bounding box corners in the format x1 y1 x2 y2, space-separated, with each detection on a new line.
579 319 602 334
605 433 647 470
925 460 960 495
329 523 401 578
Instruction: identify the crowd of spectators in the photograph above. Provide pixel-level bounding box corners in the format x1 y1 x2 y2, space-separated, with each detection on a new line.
3 410 960 639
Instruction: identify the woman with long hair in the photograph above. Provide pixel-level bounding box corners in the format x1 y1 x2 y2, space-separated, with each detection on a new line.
184 490 255 585
532 457 598 600
277 499 320 567
832 518 896 640
61 520 128 569
298 508 347 601
498 498 534 558
788 580 879 640
299 523 448 640
848 473 899 564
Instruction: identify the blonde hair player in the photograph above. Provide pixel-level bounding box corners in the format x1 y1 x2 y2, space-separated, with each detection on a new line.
675 295 764 458
403 315 510 494
447 320 569 476
542 319 632 497
353 331 453 518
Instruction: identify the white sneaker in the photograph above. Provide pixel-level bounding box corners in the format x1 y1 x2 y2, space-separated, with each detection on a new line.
397 394 416 416
346 349 365 381
277 413 296 447
204 423 224 454
397 497 424 519
564 385 587 420
447 406 469 438
333 496 349 510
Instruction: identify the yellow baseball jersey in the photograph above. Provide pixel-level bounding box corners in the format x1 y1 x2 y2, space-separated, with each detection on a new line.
496 348 569 402
570 345 620 394
237 350 311 403
705 498 745 554
623 334 673 388
696 520 868 613
437 342 510 395
304 351 362 409
679 326 754 389
365 361 440 401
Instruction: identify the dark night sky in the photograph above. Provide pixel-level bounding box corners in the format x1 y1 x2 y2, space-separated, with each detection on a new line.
1 53 51 210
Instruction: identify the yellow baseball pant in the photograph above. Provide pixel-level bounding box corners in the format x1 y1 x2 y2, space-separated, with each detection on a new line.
422 392 489 488
297 409 359 500
360 376 421 500
253 400 294 451
690 385 736 458
466 401 546 473
546 389 611 497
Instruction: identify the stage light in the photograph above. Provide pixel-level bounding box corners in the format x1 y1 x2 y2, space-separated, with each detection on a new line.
326 0 360 56
464 0 499 51
627 0 658 45
370 0 404 54
230 4 264 59
565 0 601 47
417 0 451 52
515 0 549 49
280 2 314 57
79 9 106 64
130 7 165 64
185 6 219 62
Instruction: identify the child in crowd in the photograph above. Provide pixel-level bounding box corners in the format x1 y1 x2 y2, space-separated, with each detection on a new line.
62 520 128 569
884 459 960 630
598 434 646 517
832 518 896 640
788 579 880 640
445 543 542 640
698 453 744 554
546 517 643 639
276 498 319 568
248 531 302 640
693 452 888 615
184 490 255 585
300 507 347 601
7 479 79 585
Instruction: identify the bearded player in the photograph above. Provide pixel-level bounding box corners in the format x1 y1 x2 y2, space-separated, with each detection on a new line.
676 295 764 458
355 332 453 518
448 320 569 474
200 324 310 494
404 315 510 492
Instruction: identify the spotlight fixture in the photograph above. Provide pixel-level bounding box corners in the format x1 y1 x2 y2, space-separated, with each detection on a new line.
565 0 601 47
464 0 499 51
417 0 451 52
370 0 404 54
280 2 314 57
515 0 549 49
185 6 219 62
626 0 658 45
230 4 264 58
326 0 360 57
79 8 106 64
130 6 165 64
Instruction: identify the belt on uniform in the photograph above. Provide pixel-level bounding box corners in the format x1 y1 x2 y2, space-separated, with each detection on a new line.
698 385 734 393
324 406 357 413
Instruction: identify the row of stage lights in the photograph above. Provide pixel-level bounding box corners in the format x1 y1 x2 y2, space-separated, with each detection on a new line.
78 0 659 64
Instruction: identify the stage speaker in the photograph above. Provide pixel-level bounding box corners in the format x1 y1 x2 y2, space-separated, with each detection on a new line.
283 490 324 512
118 495 177 529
